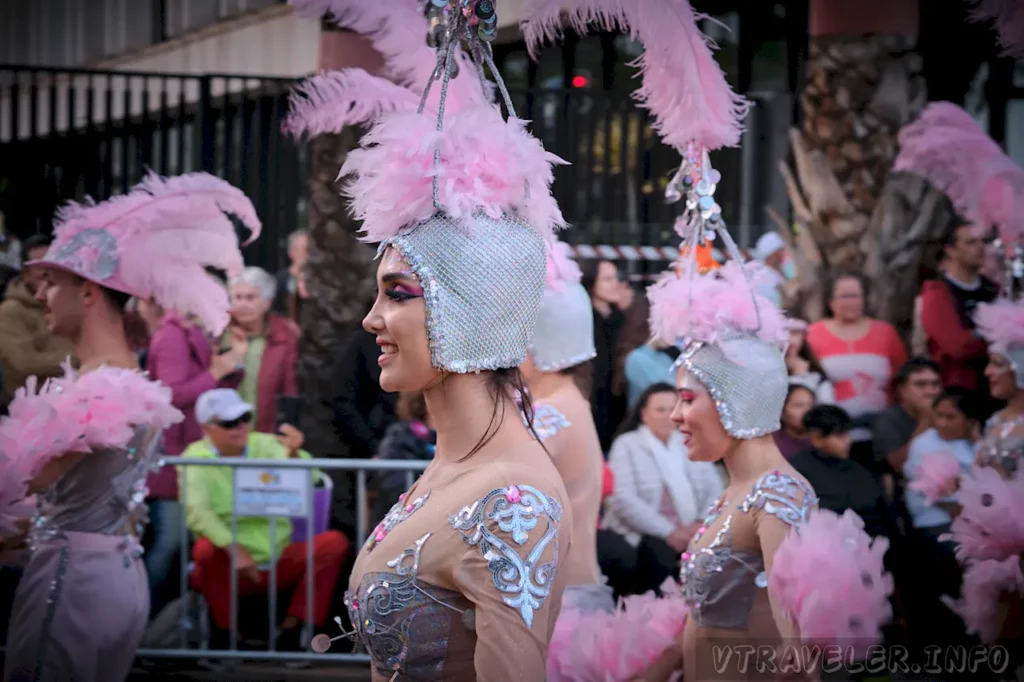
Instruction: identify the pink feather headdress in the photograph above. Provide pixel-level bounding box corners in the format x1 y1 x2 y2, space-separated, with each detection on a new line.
287 0 492 122
967 0 1024 59
339 105 567 243
32 172 260 335
973 297 1024 355
545 240 582 292
895 102 1024 246
521 0 749 152
647 260 789 350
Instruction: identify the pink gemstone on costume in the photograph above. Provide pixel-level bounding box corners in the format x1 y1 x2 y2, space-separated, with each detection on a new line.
505 486 522 503
405 505 414 512
698 526 707 534
375 530 386 542
682 552 691 561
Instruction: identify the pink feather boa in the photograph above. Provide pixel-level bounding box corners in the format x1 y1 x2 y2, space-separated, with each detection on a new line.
339 106 567 243
0 364 183 481
942 467 1024 564
283 69 421 139
907 449 963 504
943 555 1024 645
521 0 750 151
546 580 687 682
647 261 789 350
973 298 1024 357
545 241 582 292
769 509 893 658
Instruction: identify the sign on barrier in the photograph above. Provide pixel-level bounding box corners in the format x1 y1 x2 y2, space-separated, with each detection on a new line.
233 467 310 517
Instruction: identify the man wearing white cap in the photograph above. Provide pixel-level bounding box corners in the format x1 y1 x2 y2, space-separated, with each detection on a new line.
752 231 793 307
180 388 348 657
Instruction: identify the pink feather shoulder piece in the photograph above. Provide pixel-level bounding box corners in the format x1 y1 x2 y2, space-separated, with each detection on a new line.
521 0 750 151
973 297 1024 354
283 69 421 139
339 105 567 243
967 0 1024 59
43 172 260 335
942 466 1024 564
0 364 183 481
769 509 894 657
647 260 788 349
895 102 1024 245
288 0 491 113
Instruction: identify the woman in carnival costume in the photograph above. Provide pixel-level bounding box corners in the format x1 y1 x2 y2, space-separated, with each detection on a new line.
288 1 574 679
524 2 894 680
0 172 260 682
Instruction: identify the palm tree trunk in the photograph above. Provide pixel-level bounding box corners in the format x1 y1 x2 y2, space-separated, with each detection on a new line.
776 4 952 338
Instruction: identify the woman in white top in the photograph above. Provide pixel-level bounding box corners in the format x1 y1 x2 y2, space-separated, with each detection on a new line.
603 382 725 594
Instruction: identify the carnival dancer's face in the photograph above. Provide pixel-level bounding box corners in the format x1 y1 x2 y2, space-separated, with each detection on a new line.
671 367 733 462
363 247 440 393
36 268 86 340
985 352 1019 401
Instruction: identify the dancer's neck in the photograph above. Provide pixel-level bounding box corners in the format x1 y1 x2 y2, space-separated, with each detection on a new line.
425 372 532 464
722 435 788 486
526 370 576 403
74 315 138 374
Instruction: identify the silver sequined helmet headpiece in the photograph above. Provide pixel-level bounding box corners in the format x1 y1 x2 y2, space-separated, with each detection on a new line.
529 241 596 372
339 1 567 373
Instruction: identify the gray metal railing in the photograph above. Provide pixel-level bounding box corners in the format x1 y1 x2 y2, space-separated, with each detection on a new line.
134 456 428 665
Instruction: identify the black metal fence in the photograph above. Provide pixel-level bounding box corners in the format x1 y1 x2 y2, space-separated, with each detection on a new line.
0 64 779 273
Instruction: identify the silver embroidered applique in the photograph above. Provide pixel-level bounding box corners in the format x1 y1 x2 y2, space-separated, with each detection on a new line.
526 403 571 443
449 485 561 628
739 471 817 527
365 490 431 552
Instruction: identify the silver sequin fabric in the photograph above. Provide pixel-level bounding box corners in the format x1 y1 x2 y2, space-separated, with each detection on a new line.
680 336 789 439
528 280 596 372
384 212 547 373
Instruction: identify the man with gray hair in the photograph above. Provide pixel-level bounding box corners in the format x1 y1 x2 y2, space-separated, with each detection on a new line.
273 229 309 319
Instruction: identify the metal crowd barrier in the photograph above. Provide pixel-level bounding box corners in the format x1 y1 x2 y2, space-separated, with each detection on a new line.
134 456 429 666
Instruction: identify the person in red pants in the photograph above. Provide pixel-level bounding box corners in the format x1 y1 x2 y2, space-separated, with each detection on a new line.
180 388 349 655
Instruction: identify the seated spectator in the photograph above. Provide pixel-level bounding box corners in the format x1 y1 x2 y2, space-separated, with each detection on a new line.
0 234 74 410
872 358 943 476
227 267 300 434
602 383 724 594
785 318 835 404
791 405 896 541
370 391 435 524
181 388 348 654
773 383 816 458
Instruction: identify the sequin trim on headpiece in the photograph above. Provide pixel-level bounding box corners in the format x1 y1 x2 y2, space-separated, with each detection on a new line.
529 241 596 372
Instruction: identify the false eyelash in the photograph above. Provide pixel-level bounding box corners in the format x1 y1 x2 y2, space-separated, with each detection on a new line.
385 288 422 302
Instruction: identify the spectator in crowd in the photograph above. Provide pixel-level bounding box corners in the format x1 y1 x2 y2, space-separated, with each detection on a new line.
369 391 435 524
227 266 300 433
182 388 348 654
920 221 998 395
785 318 835 404
273 229 310 321
791 405 896 541
617 291 659 410
602 383 725 594
773 383 816 459
752 231 796 307
331 325 399 460
581 259 628 451
0 234 74 411
623 337 679 411
130 297 165 370
873 358 944 477
808 272 907 469
145 295 248 617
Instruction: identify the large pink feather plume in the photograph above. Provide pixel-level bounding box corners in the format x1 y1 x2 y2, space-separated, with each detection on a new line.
973 298 1024 355
942 466 1024 564
545 240 582 292
546 579 687 681
50 172 260 335
647 260 788 349
339 106 567 243
521 0 750 151
283 69 422 139
907 450 964 504
288 0 492 113
967 0 1024 59
769 509 894 658
943 555 1024 645
895 102 1024 245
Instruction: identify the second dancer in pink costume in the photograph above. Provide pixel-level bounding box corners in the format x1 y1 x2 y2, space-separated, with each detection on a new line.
0 172 260 682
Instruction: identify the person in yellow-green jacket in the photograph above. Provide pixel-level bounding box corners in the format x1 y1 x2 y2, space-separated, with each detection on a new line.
181 388 349 654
